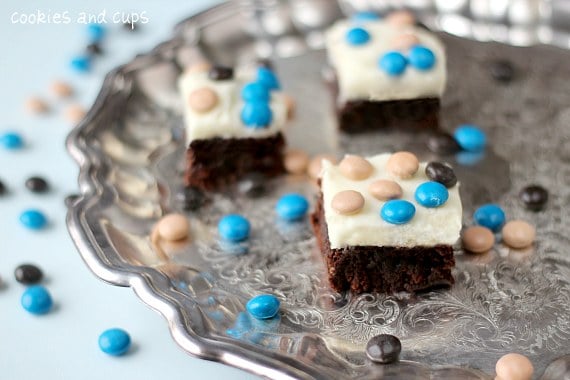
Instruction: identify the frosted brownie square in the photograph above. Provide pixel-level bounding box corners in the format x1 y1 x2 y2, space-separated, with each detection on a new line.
310 152 462 293
325 11 446 133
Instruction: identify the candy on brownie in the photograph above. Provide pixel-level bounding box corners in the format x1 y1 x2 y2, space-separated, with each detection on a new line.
324 11 446 133
179 63 292 191
310 152 462 293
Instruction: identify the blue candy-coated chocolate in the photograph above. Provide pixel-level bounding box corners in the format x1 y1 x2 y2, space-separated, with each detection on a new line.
218 214 251 242
473 204 506 232
380 200 416 224
87 23 106 42
346 27 370 45
21 285 53 315
241 82 270 102
0 132 24 150
379 51 408 76
408 45 436 70
352 11 381 22
257 67 281 90
241 102 273 128
454 124 487 152
275 193 309 221
98 328 131 356
246 294 280 320
414 181 449 208
70 55 91 73
20 209 48 230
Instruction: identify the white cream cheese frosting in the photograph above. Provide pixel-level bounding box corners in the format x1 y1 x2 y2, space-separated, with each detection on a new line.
325 19 447 103
178 70 288 144
321 153 462 249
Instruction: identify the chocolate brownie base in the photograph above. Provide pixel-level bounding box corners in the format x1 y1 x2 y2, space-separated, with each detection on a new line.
185 133 285 191
310 194 455 293
337 97 440 133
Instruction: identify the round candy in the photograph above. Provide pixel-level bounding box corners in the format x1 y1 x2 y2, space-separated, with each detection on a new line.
425 162 457 188
50 80 73 98
366 334 402 364
352 11 380 22
390 33 420 51
453 124 486 152
87 24 105 42
415 181 449 208
284 149 310 175
381 200 416 225
502 220 536 249
386 10 416 26
462 226 495 253
331 190 365 215
246 294 280 320
20 209 48 230
308 154 337 180
386 151 419 179
0 179 6 195
276 193 309 221
86 42 103 56
474 204 506 232
218 214 250 242
25 97 49 114
65 104 87 125
1 132 24 150
490 59 514 83
495 353 534 380
256 67 280 90
339 155 373 180
21 285 53 315
408 45 436 71
25 176 49 193
156 214 190 241
427 132 461 154
208 66 234 81
15 264 44 285
379 51 408 76
99 328 131 356
519 185 548 211
188 87 218 113
70 55 91 73
368 179 403 201
241 82 270 102
241 102 272 128
346 27 370 46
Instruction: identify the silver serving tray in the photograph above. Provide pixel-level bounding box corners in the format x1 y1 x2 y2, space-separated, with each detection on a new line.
66 1 570 379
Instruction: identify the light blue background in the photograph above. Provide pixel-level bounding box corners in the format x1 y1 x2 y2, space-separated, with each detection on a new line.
0 1 257 379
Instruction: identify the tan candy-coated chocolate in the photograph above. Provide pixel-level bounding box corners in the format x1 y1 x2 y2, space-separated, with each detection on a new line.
495 353 534 380
331 190 365 215
308 154 337 180
462 226 495 253
50 80 74 98
368 179 403 201
157 213 190 241
188 87 218 113
502 220 536 249
186 61 212 74
386 10 416 26
25 96 49 114
386 151 419 179
339 155 374 180
284 149 310 175
391 33 420 51
65 104 86 125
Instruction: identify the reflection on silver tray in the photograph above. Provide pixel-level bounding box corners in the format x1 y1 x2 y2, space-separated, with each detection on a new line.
67 1 570 379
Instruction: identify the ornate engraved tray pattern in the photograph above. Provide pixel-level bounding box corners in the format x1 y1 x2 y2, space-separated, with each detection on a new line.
66 2 570 379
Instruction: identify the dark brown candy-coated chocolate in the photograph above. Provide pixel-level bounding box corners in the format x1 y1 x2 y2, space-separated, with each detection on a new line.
208 66 234 81
425 162 457 188
427 133 461 154
519 185 548 211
